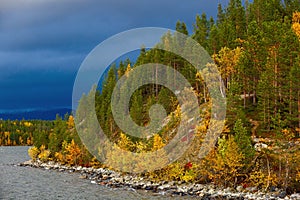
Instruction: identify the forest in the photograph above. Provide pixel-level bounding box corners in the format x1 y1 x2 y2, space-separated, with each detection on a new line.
1 0 300 193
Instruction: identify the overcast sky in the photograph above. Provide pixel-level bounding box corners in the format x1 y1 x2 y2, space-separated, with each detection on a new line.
0 0 230 112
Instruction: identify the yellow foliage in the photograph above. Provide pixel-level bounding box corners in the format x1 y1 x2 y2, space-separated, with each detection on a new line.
26 137 32 145
24 122 32 127
174 105 181 119
293 12 300 23
39 144 46 152
117 133 133 151
292 12 300 40
55 152 65 163
28 146 40 161
135 141 147 153
62 140 69 151
181 169 197 182
65 140 82 166
7 137 11 146
38 145 51 162
281 129 295 140
294 151 300 182
105 135 169 173
200 135 244 186
153 162 199 182
249 164 278 189
90 157 102 168
4 131 10 138
125 63 131 76
67 115 75 129
297 171 300 182
105 143 134 172
19 136 23 145
167 162 184 180
213 47 243 82
152 134 165 150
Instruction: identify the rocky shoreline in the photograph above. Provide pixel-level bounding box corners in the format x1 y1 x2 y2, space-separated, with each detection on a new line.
19 160 300 200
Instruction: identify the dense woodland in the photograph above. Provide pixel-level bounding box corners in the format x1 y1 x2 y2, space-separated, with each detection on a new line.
2 0 300 193
0 120 53 146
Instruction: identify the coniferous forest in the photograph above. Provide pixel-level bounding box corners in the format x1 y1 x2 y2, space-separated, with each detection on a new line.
2 0 300 193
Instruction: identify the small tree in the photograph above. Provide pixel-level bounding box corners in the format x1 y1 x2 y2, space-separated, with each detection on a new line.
38 145 51 162
28 146 40 161
201 135 245 187
65 140 82 166
234 119 255 164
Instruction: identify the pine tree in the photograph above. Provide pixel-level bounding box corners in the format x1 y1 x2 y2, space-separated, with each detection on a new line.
201 135 245 187
175 21 189 35
227 0 246 39
234 119 255 164
193 13 209 48
130 89 144 126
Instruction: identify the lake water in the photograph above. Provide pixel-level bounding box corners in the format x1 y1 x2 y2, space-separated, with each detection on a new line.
0 146 194 200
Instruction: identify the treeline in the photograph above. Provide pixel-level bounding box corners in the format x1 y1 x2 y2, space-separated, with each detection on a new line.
25 0 300 193
28 115 97 167
0 120 53 146
95 0 300 140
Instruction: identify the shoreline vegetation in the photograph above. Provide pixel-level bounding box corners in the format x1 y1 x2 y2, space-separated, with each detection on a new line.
2 1 300 199
18 159 300 200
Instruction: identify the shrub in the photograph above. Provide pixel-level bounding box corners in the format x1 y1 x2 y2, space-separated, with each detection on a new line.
38 145 51 162
28 146 40 161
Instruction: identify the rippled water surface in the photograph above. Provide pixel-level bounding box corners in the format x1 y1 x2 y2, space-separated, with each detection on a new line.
0 146 195 200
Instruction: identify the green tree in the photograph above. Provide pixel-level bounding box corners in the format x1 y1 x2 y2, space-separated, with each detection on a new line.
234 119 255 164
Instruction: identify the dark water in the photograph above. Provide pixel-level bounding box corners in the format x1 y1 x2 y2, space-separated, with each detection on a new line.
0 146 194 200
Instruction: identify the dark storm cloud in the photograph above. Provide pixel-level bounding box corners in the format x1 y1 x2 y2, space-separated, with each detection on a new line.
0 0 223 52
0 0 227 111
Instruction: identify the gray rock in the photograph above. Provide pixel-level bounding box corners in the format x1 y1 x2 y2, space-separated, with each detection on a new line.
177 186 187 193
245 186 257 192
269 186 276 192
278 191 287 198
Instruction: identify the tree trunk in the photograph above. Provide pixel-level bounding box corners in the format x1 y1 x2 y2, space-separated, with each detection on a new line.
253 77 256 105
298 90 300 129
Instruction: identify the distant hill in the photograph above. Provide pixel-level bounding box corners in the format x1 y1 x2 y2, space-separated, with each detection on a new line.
0 108 72 120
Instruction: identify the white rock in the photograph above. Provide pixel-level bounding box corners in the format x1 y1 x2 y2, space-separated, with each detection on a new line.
236 185 243 192
23 160 33 165
290 194 300 200
253 138 260 143
254 143 268 151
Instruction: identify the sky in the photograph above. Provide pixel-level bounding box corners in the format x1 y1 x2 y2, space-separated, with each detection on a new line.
0 0 230 112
